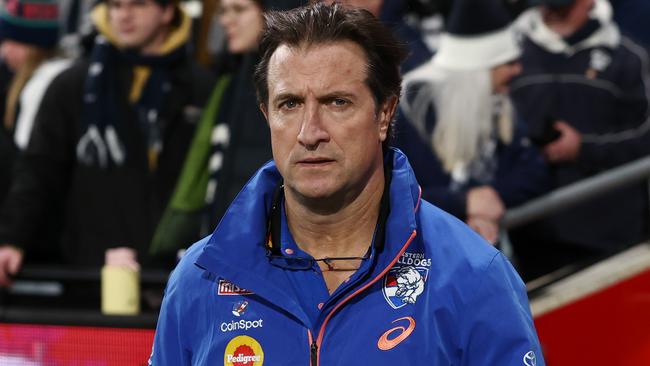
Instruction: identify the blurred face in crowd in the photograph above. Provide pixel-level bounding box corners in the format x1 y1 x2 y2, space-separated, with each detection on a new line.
107 0 175 54
218 0 264 54
262 41 394 203
0 39 32 71
491 60 522 94
542 0 594 36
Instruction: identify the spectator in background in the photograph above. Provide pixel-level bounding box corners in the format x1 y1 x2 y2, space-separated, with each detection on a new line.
0 0 71 204
395 0 549 244
510 0 650 280
0 0 214 286
149 0 303 257
206 0 298 224
321 0 433 72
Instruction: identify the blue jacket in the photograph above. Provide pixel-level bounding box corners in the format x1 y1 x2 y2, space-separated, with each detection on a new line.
151 149 545 365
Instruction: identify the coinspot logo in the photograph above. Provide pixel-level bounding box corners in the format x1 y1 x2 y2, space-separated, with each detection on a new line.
523 351 536 366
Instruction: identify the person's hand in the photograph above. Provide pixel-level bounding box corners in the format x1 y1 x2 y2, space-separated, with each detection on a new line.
543 121 581 163
0 245 23 287
105 247 140 271
466 216 500 245
466 186 505 222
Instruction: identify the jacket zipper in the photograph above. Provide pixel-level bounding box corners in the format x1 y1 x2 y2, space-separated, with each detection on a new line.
311 229 417 365
310 341 318 366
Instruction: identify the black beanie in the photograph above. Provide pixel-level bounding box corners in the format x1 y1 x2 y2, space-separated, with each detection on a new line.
0 0 60 48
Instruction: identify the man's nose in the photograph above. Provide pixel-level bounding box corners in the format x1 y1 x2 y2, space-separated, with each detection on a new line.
297 103 329 150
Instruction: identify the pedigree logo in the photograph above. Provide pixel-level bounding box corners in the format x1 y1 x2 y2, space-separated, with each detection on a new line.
224 335 264 366
218 279 253 296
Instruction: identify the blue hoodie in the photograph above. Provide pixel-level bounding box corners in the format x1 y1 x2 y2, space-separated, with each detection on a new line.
150 149 545 365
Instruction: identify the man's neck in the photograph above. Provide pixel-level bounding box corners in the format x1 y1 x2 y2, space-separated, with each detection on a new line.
139 28 170 56
284 167 385 260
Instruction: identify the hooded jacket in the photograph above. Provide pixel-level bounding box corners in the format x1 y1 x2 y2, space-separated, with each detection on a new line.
0 4 214 266
510 0 650 250
151 149 545 365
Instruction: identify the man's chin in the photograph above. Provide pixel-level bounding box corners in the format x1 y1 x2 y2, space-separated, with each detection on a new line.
292 184 338 201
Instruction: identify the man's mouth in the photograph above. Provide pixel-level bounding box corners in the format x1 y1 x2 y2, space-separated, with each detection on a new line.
297 157 335 165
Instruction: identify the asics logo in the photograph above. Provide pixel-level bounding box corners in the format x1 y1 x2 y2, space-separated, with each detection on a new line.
377 316 416 351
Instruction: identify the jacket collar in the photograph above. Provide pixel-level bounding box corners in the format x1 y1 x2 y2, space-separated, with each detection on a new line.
515 0 620 56
195 148 421 326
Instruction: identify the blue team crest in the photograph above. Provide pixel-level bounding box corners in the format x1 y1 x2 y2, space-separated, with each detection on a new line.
382 266 429 309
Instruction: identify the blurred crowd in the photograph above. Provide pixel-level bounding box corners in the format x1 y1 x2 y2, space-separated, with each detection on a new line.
0 0 649 289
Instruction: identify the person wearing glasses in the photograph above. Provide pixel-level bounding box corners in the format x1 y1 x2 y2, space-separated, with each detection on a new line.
151 3 545 365
0 0 214 285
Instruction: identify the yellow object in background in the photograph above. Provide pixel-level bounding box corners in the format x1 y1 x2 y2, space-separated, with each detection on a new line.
101 265 140 315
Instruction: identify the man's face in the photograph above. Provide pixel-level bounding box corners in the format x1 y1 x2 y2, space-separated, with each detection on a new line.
263 41 395 202
543 0 593 26
217 0 264 54
0 39 31 72
107 0 174 52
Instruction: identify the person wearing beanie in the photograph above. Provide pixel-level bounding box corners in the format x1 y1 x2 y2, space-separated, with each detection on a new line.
395 0 549 245
0 0 215 286
0 0 72 204
509 0 650 280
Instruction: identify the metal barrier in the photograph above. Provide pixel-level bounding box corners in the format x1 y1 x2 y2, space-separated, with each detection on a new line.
0 266 169 327
503 155 650 229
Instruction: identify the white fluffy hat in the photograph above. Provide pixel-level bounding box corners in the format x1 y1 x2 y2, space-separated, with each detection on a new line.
433 0 520 71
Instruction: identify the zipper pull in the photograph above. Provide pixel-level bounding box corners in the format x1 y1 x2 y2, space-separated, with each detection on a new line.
310 341 318 366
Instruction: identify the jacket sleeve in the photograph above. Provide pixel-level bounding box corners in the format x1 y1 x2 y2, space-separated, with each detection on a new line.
150 266 193 365
460 253 546 366
0 67 76 248
493 120 551 208
579 39 650 170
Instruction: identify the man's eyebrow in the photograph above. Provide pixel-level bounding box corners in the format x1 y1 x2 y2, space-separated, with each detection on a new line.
272 92 302 104
317 91 357 101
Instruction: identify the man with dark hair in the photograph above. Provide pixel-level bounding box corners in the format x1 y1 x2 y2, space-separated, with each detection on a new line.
0 0 214 285
151 3 544 365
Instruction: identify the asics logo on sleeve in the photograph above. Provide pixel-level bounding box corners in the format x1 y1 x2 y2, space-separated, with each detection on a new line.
377 316 416 351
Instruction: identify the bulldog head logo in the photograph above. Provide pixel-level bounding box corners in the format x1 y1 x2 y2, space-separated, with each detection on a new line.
382 266 428 309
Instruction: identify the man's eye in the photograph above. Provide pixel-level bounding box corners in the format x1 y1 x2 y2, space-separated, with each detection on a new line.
332 98 348 106
282 100 298 109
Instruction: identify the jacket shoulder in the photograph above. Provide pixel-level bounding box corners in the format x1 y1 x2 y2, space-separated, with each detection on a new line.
167 235 214 295
418 200 498 267
48 59 90 89
416 200 504 276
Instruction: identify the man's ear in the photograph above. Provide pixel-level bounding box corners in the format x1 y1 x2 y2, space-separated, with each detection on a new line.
162 3 175 26
378 96 398 142
260 103 269 123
